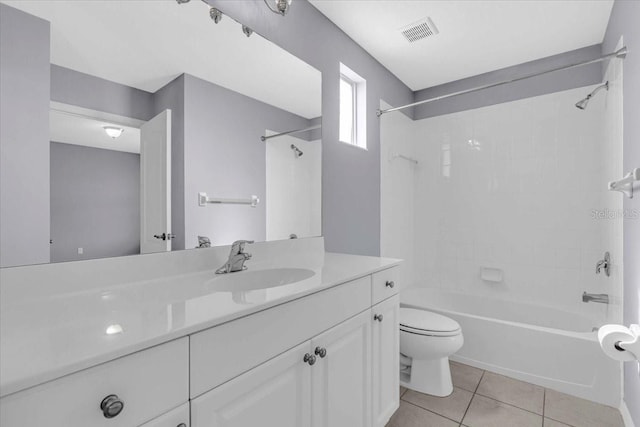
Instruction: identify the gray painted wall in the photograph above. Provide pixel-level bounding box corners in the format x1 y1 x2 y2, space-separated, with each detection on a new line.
182 73 312 248
50 142 140 262
153 75 186 251
207 0 414 256
413 45 603 120
0 4 51 268
51 65 155 122
603 1 640 424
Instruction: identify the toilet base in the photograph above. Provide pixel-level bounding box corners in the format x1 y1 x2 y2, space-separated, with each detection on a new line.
400 357 453 397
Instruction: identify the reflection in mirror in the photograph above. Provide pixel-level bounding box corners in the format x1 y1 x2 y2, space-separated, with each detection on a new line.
0 1 322 267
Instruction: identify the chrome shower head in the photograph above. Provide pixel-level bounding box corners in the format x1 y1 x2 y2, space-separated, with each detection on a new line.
290 144 303 158
575 81 609 110
575 98 590 110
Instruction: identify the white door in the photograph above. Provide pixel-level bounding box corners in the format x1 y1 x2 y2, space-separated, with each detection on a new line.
191 341 312 427
310 310 372 427
140 109 171 254
372 295 400 427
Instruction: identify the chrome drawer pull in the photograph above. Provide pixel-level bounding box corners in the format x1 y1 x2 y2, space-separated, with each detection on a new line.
385 280 395 288
303 353 317 366
374 314 384 322
314 346 327 358
100 394 124 418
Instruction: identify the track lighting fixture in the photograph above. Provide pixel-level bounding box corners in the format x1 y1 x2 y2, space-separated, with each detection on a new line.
209 7 222 23
263 0 293 16
242 25 253 37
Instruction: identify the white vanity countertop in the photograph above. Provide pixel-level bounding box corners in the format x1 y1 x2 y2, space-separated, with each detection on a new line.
0 251 399 398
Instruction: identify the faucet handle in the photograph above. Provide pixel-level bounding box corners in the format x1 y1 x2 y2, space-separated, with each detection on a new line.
231 240 254 254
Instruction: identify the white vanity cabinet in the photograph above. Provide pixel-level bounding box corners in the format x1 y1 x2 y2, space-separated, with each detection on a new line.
0 260 400 427
310 310 372 427
191 341 313 427
0 338 189 427
190 267 399 427
372 295 400 427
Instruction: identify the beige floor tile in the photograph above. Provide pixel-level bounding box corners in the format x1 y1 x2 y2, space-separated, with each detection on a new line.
544 389 624 427
386 401 458 427
476 371 544 414
400 386 408 397
402 387 473 422
544 418 571 427
462 394 543 427
451 361 484 392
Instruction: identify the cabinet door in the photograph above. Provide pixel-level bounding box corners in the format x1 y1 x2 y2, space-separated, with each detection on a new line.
372 295 399 427
311 310 372 427
140 403 189 427
191 341 312 427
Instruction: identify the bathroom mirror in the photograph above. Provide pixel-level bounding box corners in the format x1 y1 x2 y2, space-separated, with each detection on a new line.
0 1 322 267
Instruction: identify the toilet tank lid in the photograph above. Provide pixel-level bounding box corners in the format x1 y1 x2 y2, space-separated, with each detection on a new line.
400 308 461 333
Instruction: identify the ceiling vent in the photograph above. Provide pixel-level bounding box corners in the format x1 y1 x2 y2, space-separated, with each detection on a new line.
400 17 439 43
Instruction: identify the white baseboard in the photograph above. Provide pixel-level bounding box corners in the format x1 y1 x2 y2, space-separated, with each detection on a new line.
620 400 636 427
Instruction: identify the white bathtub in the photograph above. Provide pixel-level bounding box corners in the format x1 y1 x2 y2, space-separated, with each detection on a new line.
401 287 621 406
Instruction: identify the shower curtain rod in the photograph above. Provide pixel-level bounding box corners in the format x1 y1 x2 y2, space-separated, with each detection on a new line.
260 124 321 141
377 46 628 117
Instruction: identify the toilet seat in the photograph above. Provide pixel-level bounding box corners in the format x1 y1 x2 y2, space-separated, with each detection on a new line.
400 308 461 337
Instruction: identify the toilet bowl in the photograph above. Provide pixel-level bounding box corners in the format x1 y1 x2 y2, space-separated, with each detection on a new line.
399 307 463 397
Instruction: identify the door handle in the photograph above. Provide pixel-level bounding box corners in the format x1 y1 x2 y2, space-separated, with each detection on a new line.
154 233 176 240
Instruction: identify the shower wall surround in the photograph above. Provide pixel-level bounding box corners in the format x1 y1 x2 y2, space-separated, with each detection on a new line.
382 85 623 322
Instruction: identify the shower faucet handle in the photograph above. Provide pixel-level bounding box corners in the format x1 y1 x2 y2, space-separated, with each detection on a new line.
595 251 611 277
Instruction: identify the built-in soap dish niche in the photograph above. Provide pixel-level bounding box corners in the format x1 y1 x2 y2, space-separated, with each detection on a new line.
480 267 503 283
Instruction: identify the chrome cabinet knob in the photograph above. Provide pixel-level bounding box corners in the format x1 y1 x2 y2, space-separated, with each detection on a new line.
385 280 395 288
303 353 317 366
374 314 384 322
100 394 124 418
177 424 187 427
314 346 327 358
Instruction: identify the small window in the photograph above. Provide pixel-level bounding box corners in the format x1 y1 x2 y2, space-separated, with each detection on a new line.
339 75 356 145
339 63 366 149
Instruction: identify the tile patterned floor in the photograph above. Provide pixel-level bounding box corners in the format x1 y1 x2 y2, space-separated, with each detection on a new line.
386 361 624 427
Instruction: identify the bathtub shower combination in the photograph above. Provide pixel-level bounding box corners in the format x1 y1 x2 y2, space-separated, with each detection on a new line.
401 288 620 406
381 43 625 408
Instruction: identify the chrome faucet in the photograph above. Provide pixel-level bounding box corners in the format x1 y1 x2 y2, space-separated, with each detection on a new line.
216 240 254 274
582 292 609 304
596 252 611 277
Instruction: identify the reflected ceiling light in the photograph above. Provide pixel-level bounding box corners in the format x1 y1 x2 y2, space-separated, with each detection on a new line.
105 324 123 335
209 7 222 24
264 0 293 16
103 126 124 139
242 25 253 38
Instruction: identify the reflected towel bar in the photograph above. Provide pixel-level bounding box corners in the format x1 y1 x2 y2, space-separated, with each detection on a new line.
391 153 418 164
198 192 260 207
608 168 640 198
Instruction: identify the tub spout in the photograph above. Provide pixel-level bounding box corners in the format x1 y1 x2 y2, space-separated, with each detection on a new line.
582 292 609 304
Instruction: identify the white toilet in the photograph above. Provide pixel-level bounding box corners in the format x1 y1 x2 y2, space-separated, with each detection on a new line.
399 307 464 397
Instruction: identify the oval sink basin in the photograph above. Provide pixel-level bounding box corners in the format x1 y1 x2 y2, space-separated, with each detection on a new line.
207 268 315 292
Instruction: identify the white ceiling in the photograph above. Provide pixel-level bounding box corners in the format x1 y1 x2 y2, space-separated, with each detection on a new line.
309 0 614 91
4 0 321 119
50 110 141 154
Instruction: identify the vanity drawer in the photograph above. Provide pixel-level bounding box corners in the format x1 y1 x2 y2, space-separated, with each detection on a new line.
0 338 189 427
372 267 399 305
190 276 371 398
